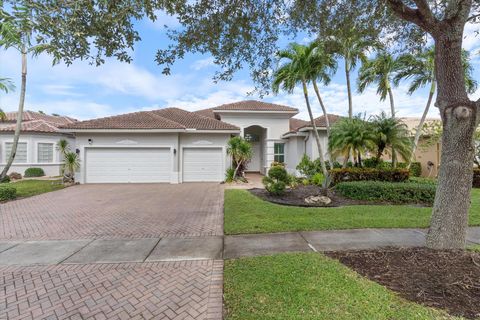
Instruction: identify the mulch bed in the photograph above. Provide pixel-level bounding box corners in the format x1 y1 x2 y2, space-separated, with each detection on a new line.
326 248 480 319
249 185 429 207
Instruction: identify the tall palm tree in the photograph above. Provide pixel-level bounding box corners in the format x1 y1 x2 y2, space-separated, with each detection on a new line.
0 78 15 93
272 42 330 182
394 47 477 167
357 52 399 118
308 41 337 143
326 28 379 118
328 115 376 167
370 111 412 165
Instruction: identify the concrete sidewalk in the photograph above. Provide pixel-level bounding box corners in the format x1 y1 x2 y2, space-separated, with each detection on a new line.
1 227 479 265
224 227 480 258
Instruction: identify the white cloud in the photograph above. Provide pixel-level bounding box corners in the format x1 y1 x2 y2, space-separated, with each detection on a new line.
190 57 216 71
463 23 480 53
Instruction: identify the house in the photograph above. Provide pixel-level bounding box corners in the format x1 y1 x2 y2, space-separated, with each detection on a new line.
62 100 341 184
0 111 76 176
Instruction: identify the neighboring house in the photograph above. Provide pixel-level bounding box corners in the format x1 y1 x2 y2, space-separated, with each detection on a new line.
62 100 341 184
401 117 442 177
0 111 76 176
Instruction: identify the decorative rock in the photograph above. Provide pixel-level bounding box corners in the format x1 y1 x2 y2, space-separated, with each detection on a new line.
304 195 332 205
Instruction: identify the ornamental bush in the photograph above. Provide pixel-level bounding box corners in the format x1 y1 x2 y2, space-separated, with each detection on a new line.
0 175 10 183
263 165 289 195
336 181 436 204
24 167 45 178
329 168 409 185
363 158 422 177
0 185 16 201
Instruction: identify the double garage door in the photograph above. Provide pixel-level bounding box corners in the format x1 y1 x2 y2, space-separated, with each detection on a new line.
85 147 223 183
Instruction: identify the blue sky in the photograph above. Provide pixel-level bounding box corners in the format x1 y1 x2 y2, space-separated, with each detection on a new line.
0 13 479 121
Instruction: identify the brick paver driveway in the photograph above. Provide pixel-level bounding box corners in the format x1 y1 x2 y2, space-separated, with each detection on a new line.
0 184 224 320
0 183 223 240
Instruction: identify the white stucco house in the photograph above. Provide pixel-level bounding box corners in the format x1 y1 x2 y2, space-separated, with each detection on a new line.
61 100 341 184
0 111 76 177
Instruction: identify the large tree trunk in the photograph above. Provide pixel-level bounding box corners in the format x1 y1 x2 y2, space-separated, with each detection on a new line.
408 80 436 169
312 81 332 164
0 49 27 180
426 34 477 249
302 80 330 185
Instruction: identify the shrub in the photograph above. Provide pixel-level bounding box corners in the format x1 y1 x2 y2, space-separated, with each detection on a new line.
310 173 324 186
263 166 289 195
474 169 480 188
409 177 437 185
296 154 341 179
0 185 16 201
363 158 422 177
8 172 22 180
287 174 299 189
0 175 10 183
225 168 235 183
336 181 436 204
329 168 409 185
24 167 45 177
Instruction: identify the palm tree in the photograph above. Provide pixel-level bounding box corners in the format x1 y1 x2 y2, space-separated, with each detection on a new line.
56 139 71 156
394 47 477 167
308 41 337 143
370 112 412 166
357 52 399 118
272 42 330 183
0 78 15 93
328 115 376 167
326 28 380 118
226 136 253 180
63 152 80 183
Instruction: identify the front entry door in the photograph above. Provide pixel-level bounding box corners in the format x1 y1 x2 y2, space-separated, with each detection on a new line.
247 141 261 171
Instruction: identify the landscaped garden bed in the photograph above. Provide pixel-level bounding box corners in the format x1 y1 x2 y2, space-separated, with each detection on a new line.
250 183 434 207
327 248 480 319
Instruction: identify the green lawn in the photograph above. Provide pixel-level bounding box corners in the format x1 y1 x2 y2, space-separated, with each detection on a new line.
224 189 480 235
224 253 455 320
11 179 65 198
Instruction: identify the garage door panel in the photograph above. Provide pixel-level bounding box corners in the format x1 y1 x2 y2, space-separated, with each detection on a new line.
86 148 171 183
183 148 223 182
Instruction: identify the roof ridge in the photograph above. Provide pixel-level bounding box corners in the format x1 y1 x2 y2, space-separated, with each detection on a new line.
145 110 187 129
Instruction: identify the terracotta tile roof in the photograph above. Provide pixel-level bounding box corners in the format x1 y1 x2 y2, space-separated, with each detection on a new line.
151 108 237 130
297 114 343 130
213 100 298 112
4 111 76 126
0 120 66 133
289 118 308 131
193 108 217 119
62 108 239 131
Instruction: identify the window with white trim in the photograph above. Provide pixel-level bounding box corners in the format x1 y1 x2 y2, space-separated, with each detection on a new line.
38 143 54 163
274 143 285 163
5 142 27 163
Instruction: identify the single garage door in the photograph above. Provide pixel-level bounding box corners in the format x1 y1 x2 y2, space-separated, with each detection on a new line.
86 148 171 183
183 147 223 182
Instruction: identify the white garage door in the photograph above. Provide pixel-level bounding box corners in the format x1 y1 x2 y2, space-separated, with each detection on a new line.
183 148 223 182
86 148 171 183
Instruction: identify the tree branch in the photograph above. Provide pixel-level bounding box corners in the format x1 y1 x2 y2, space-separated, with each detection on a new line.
467 13 480 22
385 0 437 33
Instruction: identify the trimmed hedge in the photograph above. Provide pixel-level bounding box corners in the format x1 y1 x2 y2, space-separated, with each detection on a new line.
24 167 45 178
474 169 480 188
0 185 16 201
329 168 410 185
336 181 436 204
